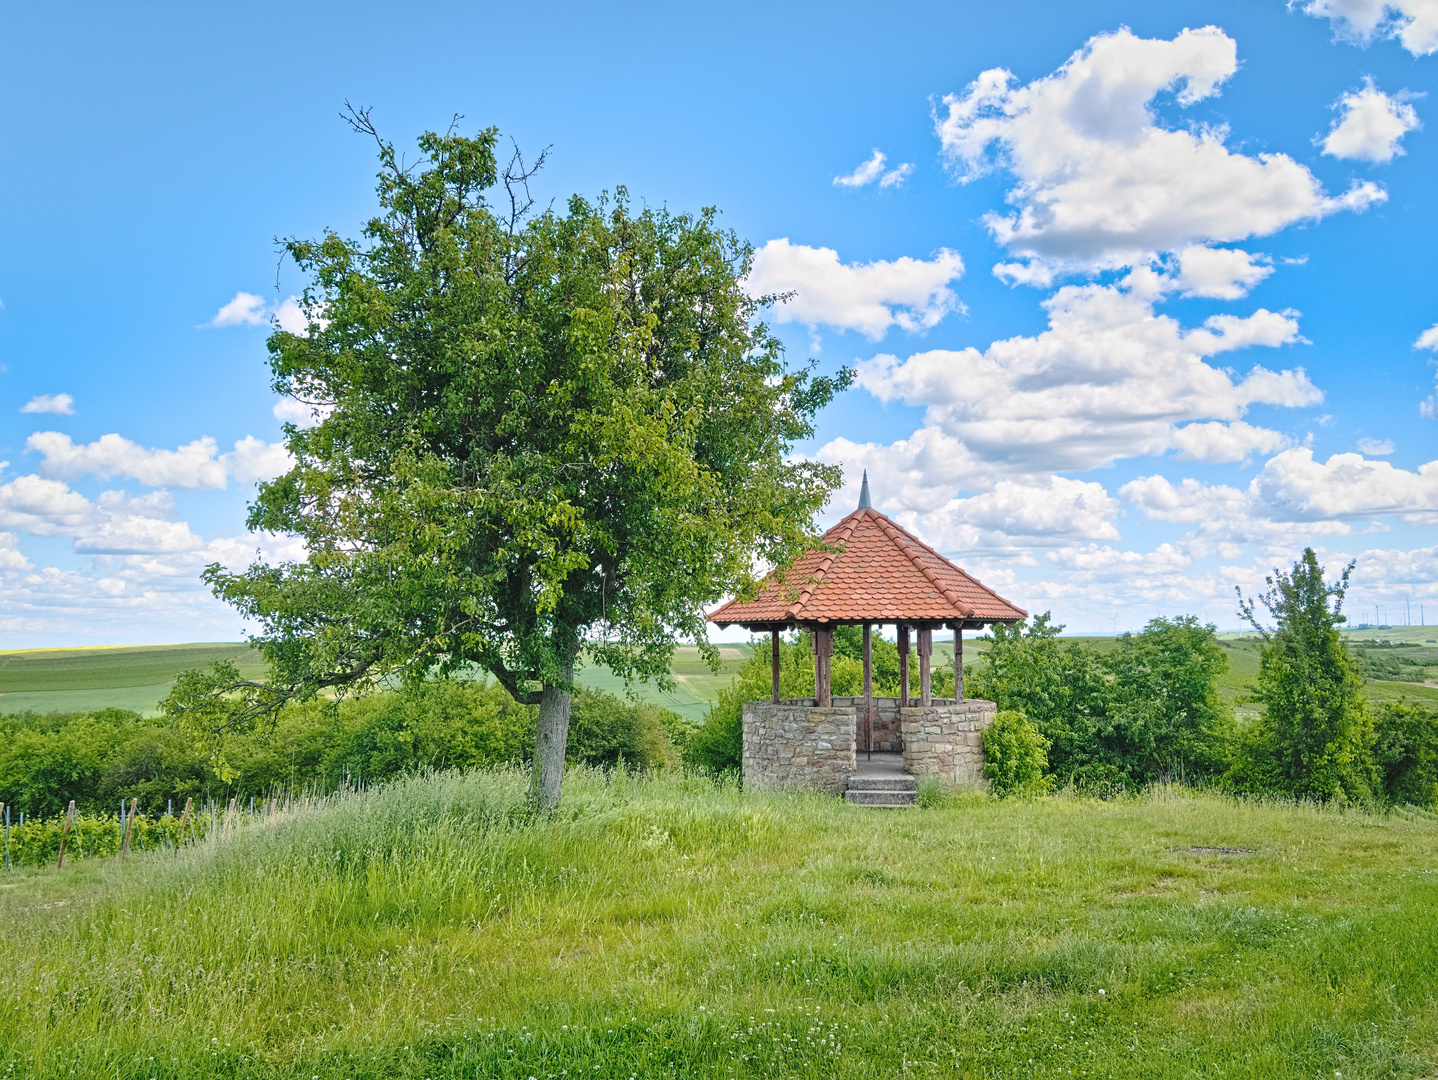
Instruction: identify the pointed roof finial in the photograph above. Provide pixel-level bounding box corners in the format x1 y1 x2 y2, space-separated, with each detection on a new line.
857 469 872 510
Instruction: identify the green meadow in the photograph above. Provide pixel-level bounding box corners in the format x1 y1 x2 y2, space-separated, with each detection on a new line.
1 769 1435 1079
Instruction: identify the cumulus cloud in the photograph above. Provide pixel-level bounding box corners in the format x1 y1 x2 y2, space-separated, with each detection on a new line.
1124 448 1438 557
1297 0 1438 56
0 531 32 571
1321 79 1421 162
1171 420 1292 462
0 474 200 554
890 476 1122 553
1416 324 1438 350
1173 246 1273 299
934 26 1385 278
273 398 332 427
851 278 1312 477
209 291 319 334
833 149 915 189
19 393 76 415
25 432 291 490
747 239 965 338
1356 436 1396 454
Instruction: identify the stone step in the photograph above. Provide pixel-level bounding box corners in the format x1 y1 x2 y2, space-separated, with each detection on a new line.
847 776 917 792
844 789 917 807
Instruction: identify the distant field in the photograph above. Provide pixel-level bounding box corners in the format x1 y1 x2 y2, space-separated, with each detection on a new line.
3 631 1434 719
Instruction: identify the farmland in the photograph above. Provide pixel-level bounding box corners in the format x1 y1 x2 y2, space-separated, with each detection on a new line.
4 631 1435 720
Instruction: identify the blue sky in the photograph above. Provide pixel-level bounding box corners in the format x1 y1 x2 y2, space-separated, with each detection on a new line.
1 0 1436 647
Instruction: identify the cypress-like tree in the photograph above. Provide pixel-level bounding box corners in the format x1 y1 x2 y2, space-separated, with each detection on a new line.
1235 548 1374 802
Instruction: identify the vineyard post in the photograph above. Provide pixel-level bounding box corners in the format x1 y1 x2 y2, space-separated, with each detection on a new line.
56 800 76 869
224 798 236 833
120 799 134 864
174 797 192 856
2 803 7 870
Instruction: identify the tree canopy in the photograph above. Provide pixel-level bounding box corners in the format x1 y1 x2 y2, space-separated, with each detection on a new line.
167 113 849 807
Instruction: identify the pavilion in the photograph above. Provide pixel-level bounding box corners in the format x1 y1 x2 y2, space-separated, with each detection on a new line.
708 473 1026 793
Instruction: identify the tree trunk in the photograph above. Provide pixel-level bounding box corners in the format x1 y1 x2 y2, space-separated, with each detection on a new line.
532 647 576 811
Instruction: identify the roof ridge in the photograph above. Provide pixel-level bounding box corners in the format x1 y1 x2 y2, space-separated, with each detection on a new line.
870 513 974 618
875 511 1026 618
783 512 861 619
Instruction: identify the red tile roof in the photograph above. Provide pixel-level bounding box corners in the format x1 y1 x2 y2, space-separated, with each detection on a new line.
709 507 1027 628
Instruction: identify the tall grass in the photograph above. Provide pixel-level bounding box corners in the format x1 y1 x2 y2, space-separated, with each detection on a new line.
0 768 1434 1078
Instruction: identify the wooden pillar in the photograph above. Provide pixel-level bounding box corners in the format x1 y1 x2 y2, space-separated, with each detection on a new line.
862 622 874 756
814 626 833 707
918 626 933 706
897 624 910 707
771 629 781 704
955 625 964 701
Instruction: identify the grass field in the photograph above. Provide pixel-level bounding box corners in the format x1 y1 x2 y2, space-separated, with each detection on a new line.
4 632 1435 719
1 769 1434 1078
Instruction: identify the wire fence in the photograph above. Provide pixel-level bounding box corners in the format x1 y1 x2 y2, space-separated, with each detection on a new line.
0 795 309 869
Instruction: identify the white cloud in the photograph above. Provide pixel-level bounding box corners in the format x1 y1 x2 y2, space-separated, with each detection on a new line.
1253 447 1438 521
851 279 1313 477
747 239 965 338
1173 246 1273 299
833 150 915 189
834 149 887 188
1356 436 1396 454
19 393 75 415
879 162 914 188
0 474 199 554
890 476 1123 553
26 432 291 490
1321 79 1421 162
209 291 268 327
0 532 31 571
209 291 317 334
1298 0 1438 56
1416 324 1438 350
273 398 332 427
935 27 1385 277
1171 420 1291 462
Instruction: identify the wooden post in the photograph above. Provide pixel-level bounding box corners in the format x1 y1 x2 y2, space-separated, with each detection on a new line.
898 625 910 707
771 629 781 704
862 622 874 758
814 626 833 707
120 799 134 864
56 800 76 869
174 797 192 857
918 626 933 706
955 626 965 701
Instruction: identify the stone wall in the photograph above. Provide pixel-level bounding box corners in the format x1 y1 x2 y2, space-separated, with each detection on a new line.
742 699 856 794
900 699 997 784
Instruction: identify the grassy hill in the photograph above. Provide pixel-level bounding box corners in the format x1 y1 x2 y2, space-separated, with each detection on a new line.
1 770 1433 1077
2 631 1433 720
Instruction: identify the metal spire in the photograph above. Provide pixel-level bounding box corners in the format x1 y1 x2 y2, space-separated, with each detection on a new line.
857 469 872 510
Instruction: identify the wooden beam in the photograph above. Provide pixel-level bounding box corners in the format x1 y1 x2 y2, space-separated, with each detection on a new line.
814 626 833 707
862 622 874 756
897 624 910 707
771 629 781 703
918 626 932 706
955 626 964 701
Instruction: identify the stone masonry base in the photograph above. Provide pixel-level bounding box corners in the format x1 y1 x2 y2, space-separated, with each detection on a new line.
742 697 997 792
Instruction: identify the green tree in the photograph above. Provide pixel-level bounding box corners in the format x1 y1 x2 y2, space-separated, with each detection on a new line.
1233 548 1374 802
166 112 848 808
1105 616 1234 785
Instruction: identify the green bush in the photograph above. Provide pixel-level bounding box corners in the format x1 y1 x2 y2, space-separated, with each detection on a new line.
982 710 1050 797
1371 700 1438 808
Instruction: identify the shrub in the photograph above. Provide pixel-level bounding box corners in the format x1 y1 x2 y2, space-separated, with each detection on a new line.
1371 700 1438 808
982 710 1050 797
